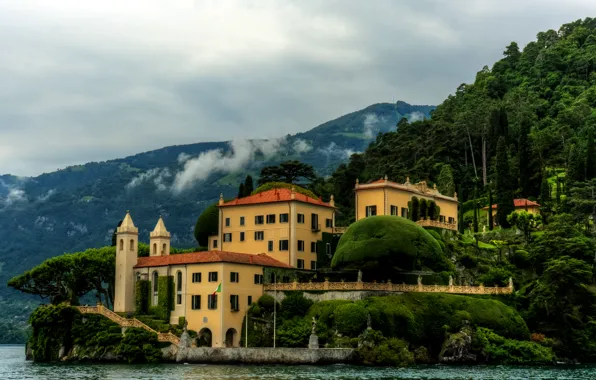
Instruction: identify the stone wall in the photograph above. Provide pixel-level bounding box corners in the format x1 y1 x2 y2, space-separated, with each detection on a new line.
163 346 355 364
266 290 403 303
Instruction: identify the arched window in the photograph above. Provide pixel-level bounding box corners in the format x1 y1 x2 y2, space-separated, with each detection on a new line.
162 243 167 255
153 243 157 255
176 271 183 305
119 239 124 251
130 239 134 251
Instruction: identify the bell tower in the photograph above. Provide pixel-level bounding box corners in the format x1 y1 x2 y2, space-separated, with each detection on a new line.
114 211 138 313
150 216 170 256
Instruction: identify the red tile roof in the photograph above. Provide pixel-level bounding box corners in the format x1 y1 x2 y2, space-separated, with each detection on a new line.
220 188 333 208
482 198 541 210
134 251 292 269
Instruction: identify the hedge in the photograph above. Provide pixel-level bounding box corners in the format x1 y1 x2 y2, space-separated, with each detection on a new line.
331 216 453 276
135 280 150 314
335 303 368 336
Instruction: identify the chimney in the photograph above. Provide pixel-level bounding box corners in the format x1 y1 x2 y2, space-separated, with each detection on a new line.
291 186 296 200
219 193 224 205
329 195 335 207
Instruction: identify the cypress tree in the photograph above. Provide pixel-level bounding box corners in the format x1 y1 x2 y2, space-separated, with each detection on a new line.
556 176 561 204
496 136 515 227
411 197 420 221
499 107 509 138
539 172 551 204
518 119 531 196
238 183 245 198
488 187 494 231
587 129 595 179
473 185 479 233
419 199 428 219
568 143 586 183
457 186 464 234
244 175 254 196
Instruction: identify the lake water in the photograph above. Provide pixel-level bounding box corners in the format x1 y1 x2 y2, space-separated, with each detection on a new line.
3 345 596 380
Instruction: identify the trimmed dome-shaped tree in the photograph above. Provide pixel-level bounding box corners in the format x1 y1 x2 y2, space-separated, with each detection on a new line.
331 216 453 277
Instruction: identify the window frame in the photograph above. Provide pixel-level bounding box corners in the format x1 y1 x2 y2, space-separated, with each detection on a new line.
230 272 239 283
255 215 264 225
254 231 264 241
208 294 218 310
191 295 201 310
279 239 289 251
297 259 305 269
266 214 276 224
192 272 202 283
208 271 218 282
297 213 305 224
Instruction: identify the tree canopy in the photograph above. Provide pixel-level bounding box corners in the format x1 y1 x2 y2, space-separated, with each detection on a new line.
258 160 317 186
194 203 219 247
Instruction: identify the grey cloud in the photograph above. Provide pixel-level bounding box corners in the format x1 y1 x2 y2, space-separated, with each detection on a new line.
1 0 595 176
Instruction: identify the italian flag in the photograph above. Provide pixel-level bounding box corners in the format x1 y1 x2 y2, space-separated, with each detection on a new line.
213 283 221 296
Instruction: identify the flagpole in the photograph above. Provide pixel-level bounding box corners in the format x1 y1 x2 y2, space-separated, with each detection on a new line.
273 272 276 348
220 272 224 348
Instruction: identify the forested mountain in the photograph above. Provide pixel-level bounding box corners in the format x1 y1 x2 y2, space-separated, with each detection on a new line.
325 18 596 220
0 101 432 341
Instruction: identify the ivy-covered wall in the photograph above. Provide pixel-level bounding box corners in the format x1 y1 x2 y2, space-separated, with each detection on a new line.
153 276 174 321
135 280 150 314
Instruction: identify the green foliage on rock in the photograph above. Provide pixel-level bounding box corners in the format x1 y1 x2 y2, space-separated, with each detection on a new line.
331 216 453 275
28 304 79 361
473 327 554 364
252 182 318 200
356 330 414 367
114 328 162 363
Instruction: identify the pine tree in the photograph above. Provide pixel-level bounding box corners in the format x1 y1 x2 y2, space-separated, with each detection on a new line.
244 175 254 196
488 186 494 231
499 107 509 138
587 129 595 179
496 136 515 227
518 119 531 196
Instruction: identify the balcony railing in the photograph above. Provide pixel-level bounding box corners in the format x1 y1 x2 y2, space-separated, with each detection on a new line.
333 226 348 234
415 219 457 231
264 279 513 295
311 223 321 232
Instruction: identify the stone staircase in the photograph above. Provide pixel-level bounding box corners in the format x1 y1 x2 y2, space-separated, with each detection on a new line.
76 304 180 346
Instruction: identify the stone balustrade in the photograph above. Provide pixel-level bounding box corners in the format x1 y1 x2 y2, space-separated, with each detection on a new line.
415 219 458 231
264 280 513 295
75 304 180 346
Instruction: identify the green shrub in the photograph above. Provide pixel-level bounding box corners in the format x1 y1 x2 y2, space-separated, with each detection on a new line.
331 216 453 276
252 182 318 199
478 267 512 287
459 253 479 269
356 330 414 367
28 304 79 361
114 328 162 363
306 300 351 344
278 318 311 348
473 327 554 364
257 295 276 312
335 303 368 337
135 280 150 314
281 293 313 320
108 326 122 334
178 316 186 327
427 230 442 241
512 249 531 268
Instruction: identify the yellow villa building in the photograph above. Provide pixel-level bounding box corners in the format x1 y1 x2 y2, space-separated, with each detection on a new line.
354 176 459 230
211 187 336 270
114 212 292 348
482 198 541 226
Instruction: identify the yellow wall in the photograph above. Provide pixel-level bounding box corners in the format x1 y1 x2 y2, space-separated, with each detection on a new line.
219 201 334 269
114 233 138 313
135 262 265 348
355 187 458 227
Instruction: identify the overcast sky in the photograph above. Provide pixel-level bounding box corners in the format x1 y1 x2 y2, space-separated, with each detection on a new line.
1 0 595 177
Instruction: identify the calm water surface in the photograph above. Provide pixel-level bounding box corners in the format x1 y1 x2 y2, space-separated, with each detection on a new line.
3 345 596 380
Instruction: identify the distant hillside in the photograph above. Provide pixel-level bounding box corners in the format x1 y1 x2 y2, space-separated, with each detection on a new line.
0 101 434 341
